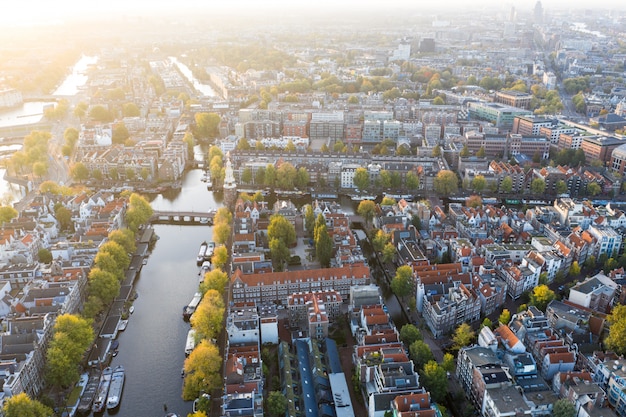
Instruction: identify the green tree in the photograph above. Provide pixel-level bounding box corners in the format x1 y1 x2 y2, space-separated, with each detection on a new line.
315 226 333 268
434 170 458 195
200 269 229 294
569 261 581 277
191 290 225 341
460 145 470 157
605 305 626 355
431 145 441 157
95 251 123 281
269 238 290 272
71 162 89 183
108 228 136 254
112 123 130 144
122 102 140 117
213 222 231 246
500 176 513 193
64 127 79 148
304 205 315 238
555 180 568 195
382 242 396 264
3 393 53 417
357 200 376 227
530 178 546 195
38 248 53 264
241 167 253 185
420 361 447 403
471 175 487 193
529 284 555 311
553 398 576 417
405 171 420 190
88 105 113 122
88 268 120 305
268 215 297 247
409 340 434 370
211 245 228 270
587 182 601 196
499 309 511 325
391 265 413 298
353 167 370 191
125 193 153 232
100 240 131 271
399 324 422 346
194 112 221 139
183 340 222 401
481 317 493 330
453 323 475 350
442 353 455 373
73 102 88 119
264 164 277 187
295 167 309 189
0 205 18 225
476 146 486 157
267 391 288 417
371 229 390 253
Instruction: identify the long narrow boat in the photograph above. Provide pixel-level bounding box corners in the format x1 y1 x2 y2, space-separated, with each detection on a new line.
92 367 112 413
183 292 203 321
76 369 101 416
197 241 208 265
106 365 125 410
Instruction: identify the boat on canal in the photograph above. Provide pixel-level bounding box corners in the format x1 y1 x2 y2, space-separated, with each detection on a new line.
106 365 125 410
197 241 208 265
92 366 113 413
205 241 215 259
76 369 101 416
185 329 197 356
183 292 202 321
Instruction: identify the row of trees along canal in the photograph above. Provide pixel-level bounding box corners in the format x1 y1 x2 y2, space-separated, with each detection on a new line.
181 206 233 416
1 192 153 417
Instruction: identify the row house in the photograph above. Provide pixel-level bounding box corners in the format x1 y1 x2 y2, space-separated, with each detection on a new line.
499 262 538 300
552 371 612 417
230 264 370 305
422 281 481 338
567 273 618 313
390 392 442 417
287 290 342 339
488 161 526 193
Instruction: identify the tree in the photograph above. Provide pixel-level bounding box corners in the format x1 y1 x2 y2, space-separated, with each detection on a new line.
530 178 546 195
499 309 511 325
399 324 422 346
453 323 475 350
555 180 568 195
95 251 123 281
99 240 131 271
605 305 626 355
46 314 94 387
267 391 288 417
183 340 222 400
73 102 88 119
191 290 225 341
295 167 309 189
391 265 413 298
405 171 420 190
194 112 221 139
529 284 555 311
3 393 53 417
269 238 290 272
125 193 153 232
264 164 277 187
200 269 229 294
353 167 370 191
211 245 228 270
108 228 136 254
553 398 576 417
357 200 376 227
32 161 48 179
268 215 296 247
88 268 120 305
587 182 601 196
420 361 447 403
471 175 487 193
89 105 113 122
569 261 581 277
442 353 455 373
481 318 493 330
466 195 483 208
122 102 140 117
38 248 52 264
213 222 231 245
315 227 333 268
112 123 130 144
409 340 434 370
382 243 396 264
460 145 470 157
431 145 441 157
434 170 458 195
304 205 315 238
0 205 18 225
500 176 513 193
71 162 89 183
476 146 486 157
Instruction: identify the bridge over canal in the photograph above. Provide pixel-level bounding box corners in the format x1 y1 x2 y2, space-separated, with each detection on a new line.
150 210 215 225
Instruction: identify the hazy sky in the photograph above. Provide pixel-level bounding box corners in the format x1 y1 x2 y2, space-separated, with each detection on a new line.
1 0 619 26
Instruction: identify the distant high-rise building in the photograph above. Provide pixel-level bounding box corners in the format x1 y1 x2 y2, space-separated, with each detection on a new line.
534 1 543 23
510 6 516 22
